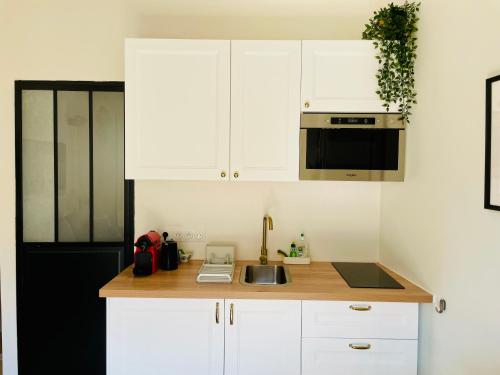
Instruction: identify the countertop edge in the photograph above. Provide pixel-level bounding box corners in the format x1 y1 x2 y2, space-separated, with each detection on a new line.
99 291 433 303
99 261 433 303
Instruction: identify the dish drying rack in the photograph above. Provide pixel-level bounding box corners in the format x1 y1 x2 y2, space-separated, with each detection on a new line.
196 245 235 283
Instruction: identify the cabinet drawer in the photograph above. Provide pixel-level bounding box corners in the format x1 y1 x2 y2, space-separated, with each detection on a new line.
302 301 418 339
302 338 417 375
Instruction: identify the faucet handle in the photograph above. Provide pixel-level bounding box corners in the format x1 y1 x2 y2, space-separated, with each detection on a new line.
259 255 268 265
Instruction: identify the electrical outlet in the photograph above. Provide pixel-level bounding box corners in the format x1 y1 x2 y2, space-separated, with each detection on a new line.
171 229 206 242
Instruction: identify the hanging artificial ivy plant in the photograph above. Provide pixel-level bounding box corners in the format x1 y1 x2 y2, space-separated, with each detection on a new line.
362 2 420 123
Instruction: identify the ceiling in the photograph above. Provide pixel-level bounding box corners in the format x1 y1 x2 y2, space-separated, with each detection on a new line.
124 0 402 17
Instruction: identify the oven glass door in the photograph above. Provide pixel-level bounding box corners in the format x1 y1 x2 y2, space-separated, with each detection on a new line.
300 128 405 181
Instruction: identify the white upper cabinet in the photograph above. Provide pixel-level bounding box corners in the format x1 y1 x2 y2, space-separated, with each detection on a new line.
230 41 301 181
301 40 397 113
125 39 398 181
125 39 230 180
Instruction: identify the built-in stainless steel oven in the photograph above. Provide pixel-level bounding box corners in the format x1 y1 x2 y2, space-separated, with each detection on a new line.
300 113 405 181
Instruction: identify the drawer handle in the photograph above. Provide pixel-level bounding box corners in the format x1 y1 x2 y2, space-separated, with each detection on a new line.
349 343 371 350
349 304 372 311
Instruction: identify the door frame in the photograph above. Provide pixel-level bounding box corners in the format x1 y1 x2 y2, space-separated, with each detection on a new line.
14 80 134 371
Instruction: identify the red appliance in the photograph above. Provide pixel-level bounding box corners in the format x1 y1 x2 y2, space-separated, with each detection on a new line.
133 231 161 276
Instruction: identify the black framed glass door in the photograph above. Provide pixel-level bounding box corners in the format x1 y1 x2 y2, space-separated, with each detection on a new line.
15 81 134 375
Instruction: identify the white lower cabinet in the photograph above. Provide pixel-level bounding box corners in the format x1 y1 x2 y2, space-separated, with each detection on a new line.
301 301 418 375
107 298 224 375
302 301 419 339
224 299 301 375
107 298 419 375
107 298 301 375
302 338 418 375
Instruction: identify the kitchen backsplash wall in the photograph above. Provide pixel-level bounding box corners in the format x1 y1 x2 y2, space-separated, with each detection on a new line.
135 180 381 261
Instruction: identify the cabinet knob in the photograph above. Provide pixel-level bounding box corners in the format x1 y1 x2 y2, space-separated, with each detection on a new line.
233 171 239 179
221 171 226 178
304 101 310 109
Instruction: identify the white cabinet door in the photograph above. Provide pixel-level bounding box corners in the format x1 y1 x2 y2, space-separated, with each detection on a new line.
125 39 230 180
230 41 301 181
225 299 301 375
302 301 418 339
301 40 397 113
302 338 418 375
107 298 224 375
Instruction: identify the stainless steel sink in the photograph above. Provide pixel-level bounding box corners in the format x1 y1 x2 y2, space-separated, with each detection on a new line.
240 265 292 285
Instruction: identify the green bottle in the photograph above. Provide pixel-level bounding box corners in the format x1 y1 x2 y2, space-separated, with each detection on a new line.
290 242 297 257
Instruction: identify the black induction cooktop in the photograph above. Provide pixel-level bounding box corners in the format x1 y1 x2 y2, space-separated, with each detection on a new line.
332 262 404 289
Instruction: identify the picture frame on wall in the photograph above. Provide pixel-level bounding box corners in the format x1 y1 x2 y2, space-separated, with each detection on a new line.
485 75 500 210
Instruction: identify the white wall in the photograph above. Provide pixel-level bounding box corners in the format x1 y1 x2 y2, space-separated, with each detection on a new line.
379 1 500 374
136 181 381 261
0 1 389 373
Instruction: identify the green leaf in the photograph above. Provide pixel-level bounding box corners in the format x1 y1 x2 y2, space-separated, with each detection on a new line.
361 1 420 123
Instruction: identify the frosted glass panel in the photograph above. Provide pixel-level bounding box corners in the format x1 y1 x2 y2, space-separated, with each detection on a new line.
57 91 90 242
93 92 124 241
22 90 55 242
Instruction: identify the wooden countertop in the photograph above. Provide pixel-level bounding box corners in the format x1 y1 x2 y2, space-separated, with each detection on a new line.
99 261 432 302
100 261 432 303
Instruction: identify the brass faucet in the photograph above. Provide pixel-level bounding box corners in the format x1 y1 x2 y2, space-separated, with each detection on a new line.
260 215 273 265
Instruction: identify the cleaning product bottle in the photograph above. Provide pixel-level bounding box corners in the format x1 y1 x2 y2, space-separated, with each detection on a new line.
290 242 297 257
297 232 308 258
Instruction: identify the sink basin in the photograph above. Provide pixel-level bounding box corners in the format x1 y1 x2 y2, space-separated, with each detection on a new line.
240 265 292 285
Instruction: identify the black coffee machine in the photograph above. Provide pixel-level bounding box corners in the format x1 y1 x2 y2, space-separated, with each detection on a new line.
160 232 179 271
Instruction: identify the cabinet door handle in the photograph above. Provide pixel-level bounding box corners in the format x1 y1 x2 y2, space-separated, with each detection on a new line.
349 304 372 311
215 302 220 324
230 303 234 325
349 343 371 350
221 171 226 178
233 172 239 179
